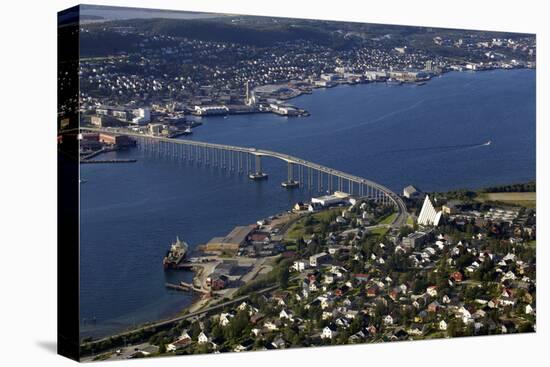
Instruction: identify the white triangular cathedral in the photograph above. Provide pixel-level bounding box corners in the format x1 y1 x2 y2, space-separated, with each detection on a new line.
417 195 442 226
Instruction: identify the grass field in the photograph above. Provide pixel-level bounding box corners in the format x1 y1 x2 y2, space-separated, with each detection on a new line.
285 223 306 241
477 192 536 208
284 208 341 241
378 212 397 225
312 207 341 222
369 227 390 237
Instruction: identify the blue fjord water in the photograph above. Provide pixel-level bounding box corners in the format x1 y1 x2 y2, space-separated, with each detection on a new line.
80 69 535 338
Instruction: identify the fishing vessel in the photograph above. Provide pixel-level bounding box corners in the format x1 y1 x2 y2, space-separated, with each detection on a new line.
163 237 189 270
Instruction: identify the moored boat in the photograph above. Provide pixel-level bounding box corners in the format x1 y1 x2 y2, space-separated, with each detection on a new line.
163 237 189 269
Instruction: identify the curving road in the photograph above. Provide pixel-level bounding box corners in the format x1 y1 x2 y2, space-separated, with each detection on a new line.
81 127 407 227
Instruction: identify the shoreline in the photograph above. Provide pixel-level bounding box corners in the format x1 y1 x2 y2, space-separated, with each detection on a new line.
213 66 535 118
80 176 536 344
80 177 535 357
79 67 535 344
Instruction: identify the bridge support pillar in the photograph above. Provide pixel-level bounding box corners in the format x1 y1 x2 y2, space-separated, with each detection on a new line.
281 162 299 189
249 155 268 181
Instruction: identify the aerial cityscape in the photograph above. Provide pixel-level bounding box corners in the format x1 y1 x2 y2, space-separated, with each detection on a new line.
59 5 536 362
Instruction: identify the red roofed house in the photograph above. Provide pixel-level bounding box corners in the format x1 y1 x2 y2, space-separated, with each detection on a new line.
451 271 463 283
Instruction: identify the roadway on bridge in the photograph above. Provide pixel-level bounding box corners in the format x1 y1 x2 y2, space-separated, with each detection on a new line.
81 127 407 228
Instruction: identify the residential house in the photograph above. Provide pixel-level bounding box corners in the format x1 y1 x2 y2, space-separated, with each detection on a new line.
198 331 210 344
321 325 338 339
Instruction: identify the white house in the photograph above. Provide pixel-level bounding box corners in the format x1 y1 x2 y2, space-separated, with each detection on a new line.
279 309 294 320
321 326 338 339
166 344 177 352
167 331 192 351
264 321 279 331
439 320 448 331
321 298 333 310
197 331 209 344
457 307 473 324
501 271 517 282
427 286 438 297
383 315 394 325
292 260 307 272
219 312 234 326
309 282 319 292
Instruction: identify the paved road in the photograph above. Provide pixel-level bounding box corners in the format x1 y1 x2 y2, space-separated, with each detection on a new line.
81 276 299 351
80 342 152 362
81 127 407 226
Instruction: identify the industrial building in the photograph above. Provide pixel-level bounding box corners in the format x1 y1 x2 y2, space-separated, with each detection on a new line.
402 231 429 248
403 185 422 199
90 114 122 128
194 105 229 116
204 225 254 252
311 191 350 207
269 103 299 116
309 252 329 267
98 133 136 147
94 105 151 125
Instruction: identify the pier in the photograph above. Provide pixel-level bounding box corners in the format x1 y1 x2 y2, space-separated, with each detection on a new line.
165 282 209 295
80 159 137 164
80 147 115 160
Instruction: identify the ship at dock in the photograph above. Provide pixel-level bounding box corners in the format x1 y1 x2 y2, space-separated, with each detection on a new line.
163 237 189 270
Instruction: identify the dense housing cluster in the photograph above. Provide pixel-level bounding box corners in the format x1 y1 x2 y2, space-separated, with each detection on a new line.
84 186 535 360
75 17 536 114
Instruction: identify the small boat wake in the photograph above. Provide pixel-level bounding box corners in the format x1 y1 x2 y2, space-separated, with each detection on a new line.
383 140 492 155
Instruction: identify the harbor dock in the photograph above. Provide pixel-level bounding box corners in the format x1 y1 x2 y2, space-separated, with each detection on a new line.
80 159 137 164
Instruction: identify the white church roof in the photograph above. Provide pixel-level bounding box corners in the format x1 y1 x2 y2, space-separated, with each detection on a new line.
418 195 442 226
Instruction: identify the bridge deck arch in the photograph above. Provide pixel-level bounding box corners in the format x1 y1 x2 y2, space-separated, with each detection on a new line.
81 127 407 227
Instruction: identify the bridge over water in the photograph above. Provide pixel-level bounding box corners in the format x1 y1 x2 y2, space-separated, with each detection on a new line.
81 128 407 227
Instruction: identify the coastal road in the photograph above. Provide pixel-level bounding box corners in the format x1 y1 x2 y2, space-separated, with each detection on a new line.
80 277 296 352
